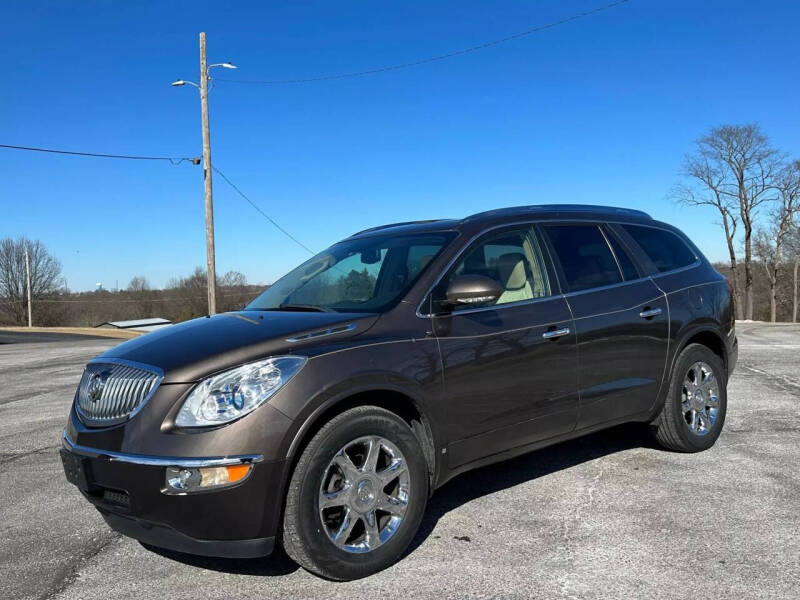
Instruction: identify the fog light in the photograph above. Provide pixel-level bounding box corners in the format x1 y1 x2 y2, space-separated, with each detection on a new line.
165 463 252 494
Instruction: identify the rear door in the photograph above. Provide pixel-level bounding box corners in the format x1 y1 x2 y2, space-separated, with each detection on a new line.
540 222 669 429
424 225 578 467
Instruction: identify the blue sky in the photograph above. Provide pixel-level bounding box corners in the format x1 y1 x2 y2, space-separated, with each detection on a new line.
1 1 799 291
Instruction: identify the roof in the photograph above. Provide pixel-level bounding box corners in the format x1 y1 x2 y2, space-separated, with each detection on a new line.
96 318 172 331
348 204 652 239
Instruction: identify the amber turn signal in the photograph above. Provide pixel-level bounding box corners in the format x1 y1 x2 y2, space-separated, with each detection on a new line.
164 463 253 494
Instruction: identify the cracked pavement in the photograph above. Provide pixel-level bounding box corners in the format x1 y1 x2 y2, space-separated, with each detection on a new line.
0 323 798 599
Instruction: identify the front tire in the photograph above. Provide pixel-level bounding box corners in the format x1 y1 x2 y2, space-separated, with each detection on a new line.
652 343 728 452
282 406 428 580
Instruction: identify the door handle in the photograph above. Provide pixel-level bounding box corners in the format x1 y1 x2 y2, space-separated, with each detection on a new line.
542 327 570 340
639 307 662 319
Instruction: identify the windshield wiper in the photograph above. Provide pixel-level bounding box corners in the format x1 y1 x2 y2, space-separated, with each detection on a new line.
274 304 335 313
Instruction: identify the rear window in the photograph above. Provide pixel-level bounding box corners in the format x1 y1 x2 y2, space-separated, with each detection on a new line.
622 225 697 272
543 225 622 292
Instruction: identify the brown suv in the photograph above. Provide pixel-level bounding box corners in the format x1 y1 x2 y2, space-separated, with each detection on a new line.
61 204 737 580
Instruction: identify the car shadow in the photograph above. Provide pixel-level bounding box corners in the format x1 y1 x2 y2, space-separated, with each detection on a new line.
145 422 655 577
405 422 657 555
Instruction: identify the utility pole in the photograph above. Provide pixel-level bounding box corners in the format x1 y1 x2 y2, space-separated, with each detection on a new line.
172 37 237 316
24 249 32 328
199 32 217 315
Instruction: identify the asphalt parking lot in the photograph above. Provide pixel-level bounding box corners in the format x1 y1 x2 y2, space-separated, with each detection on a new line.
1 322 798 599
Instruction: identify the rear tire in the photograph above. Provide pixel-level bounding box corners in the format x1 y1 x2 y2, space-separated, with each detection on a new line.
652 343 727 452
282 406 428 580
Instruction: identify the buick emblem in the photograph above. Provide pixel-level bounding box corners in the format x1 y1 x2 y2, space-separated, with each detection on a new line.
87 372 105 403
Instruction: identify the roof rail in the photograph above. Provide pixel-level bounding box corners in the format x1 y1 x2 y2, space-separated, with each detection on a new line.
463 204 652 222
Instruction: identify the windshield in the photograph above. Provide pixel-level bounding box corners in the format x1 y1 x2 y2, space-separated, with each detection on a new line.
247 232 456 313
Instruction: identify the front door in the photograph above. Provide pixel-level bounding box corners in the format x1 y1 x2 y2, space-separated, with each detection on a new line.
425 225 579 468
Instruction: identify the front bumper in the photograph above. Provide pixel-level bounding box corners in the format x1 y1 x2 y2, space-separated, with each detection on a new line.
101 512 274 559
60 430 284 558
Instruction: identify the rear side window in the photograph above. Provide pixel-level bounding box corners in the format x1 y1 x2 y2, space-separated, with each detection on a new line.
622 225 696 272
605 230 639 280
543 225 622 292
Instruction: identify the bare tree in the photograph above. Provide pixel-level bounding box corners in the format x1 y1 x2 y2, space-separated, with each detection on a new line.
771 161 800 321
219 270 246 288
785 222 800 323
217 270 253 312
167 267 209 321
127 276 151 292
673 162 742 318
754 162 800 322
754 233 780 322
124 275 153 317
0 237 63 325
675 124 782 319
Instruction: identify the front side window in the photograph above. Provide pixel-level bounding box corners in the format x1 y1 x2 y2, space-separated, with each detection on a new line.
622 224 697 272
247 232 455 313
433 227 551 312
544 224 622 292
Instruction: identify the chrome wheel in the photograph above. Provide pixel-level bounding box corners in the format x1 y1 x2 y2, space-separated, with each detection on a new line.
681 361 719 436
318 436 410 554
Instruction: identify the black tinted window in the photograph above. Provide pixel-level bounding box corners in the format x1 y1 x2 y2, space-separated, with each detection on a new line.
544 225 622 292
623 225 696 272
605 230 639 280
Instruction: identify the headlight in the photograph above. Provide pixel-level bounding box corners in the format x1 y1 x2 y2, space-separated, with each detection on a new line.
175 356 306 427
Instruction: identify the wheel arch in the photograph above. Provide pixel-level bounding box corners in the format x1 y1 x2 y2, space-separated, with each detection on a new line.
675 326 727 371
648 324 728 423
284 385 439 491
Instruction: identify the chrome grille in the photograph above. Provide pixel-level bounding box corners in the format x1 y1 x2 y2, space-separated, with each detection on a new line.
76 360 162 426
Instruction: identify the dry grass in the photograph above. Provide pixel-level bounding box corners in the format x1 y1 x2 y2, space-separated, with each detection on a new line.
0 326 142 339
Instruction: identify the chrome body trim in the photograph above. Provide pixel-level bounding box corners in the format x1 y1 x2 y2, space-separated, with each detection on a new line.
61 430 263 467
647 259 703 279
286 322 357 343
86 356 165 374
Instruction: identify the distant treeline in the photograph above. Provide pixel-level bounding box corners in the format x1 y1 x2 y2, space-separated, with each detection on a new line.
713 262 797 323
0 253 266 327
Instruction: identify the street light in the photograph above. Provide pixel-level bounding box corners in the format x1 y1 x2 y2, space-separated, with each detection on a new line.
172 33 237 316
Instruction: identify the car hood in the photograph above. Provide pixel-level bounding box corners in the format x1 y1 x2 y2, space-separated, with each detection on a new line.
96 310 377 383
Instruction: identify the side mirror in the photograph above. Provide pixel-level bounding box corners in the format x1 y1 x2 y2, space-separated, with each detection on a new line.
444 274 502 307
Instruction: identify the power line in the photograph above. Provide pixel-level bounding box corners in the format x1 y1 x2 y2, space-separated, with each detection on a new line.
216 1 629 85
0 143 200 165
212 165 316 254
